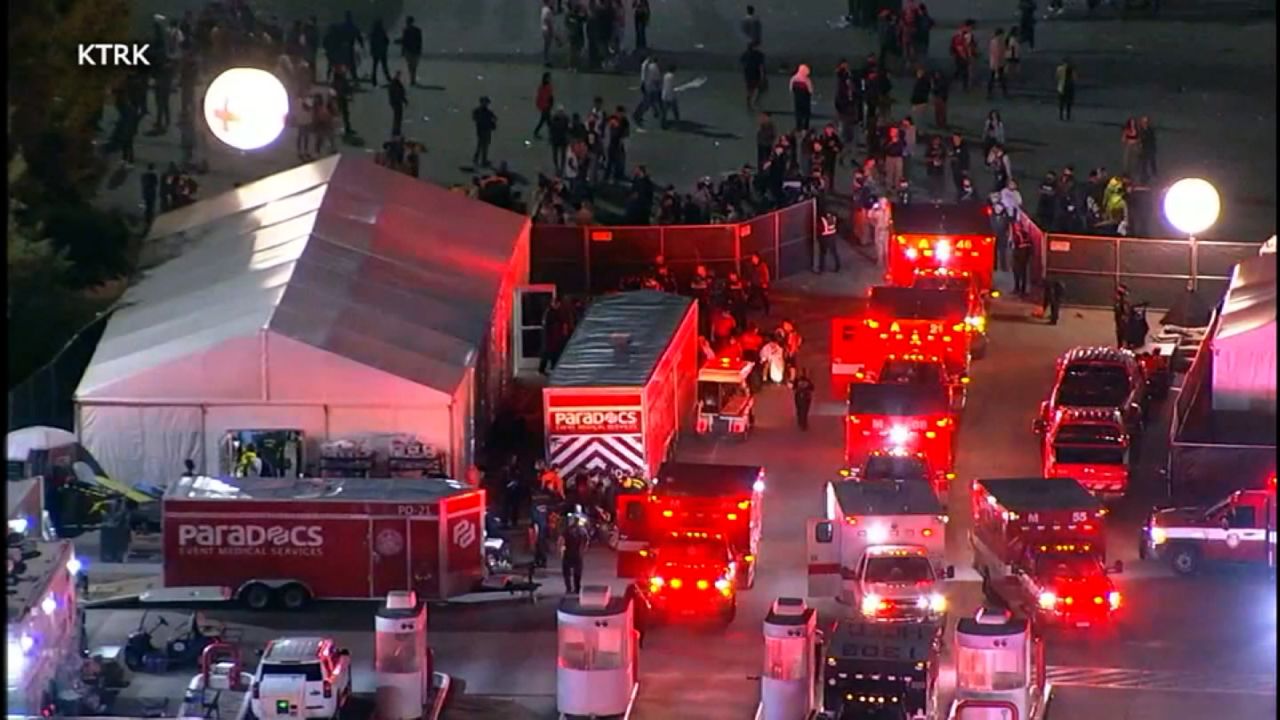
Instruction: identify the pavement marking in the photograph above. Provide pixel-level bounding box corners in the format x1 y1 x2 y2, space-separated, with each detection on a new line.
1045 665 1277 696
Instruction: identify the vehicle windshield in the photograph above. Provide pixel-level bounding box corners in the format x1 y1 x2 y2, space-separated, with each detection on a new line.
1056 365 1131 407
863 455 929 482
260 663 324 681
657 537 727 563
1035 553 1103 579
1055 424 1125 445
912 276 969 292
863 555 934 583
880 360 945 386
1054 446 1127 465
698 381 744 412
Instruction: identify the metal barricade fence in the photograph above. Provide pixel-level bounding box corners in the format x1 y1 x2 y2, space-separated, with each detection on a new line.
1040 232 1261 308
530 200 817 294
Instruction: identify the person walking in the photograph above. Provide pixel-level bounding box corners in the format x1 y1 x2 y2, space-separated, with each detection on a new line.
909 67 930 127
1042 278 1065 325
141 164 159 227
549 106 571 175
633 56 663 127
790 63 814 131
947 131 970 196
561 514 589 594
660 64 680 128
950 21 975 91
1011 211 1034 297
368 19 392 87
987 28 1008 99
387 71 408 137
755 112 776 166
741 5 763 47
816 212 841 272
1018 0 1037 50
541 0 558 67
333 65 356 138
741 42 767 111
792 369 815 431
152 63 173 133
398 17 423 86
534 72 555 138
1121 117 1141 178
472 96 498 167
1005 28 1022 83
930 69 950 128
633 0 651 51
1138 116 1157 183
747 252 771 315
884 125 905 189
981 110 1006 156
1055 58 1077 121
1112 285 1131 347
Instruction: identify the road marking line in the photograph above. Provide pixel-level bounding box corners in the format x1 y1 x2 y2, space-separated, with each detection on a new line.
1046 666 1276 696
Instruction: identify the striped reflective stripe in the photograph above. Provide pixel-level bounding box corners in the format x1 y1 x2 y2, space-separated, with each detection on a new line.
1159 527 1270 542
548 433 646 476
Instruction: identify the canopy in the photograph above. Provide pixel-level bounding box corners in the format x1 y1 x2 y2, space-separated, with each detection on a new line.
7 426 77 462
1159 287 1214 329
1211 256 1276 412
76 155 529 405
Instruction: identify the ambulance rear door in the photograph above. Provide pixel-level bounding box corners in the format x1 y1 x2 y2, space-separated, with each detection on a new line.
807 518 841 598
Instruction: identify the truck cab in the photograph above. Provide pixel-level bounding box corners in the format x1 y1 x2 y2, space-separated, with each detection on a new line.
843 449 954 506
1039 347 1147 437
909 266 989 350
846 382 956 474
695 357 756 439
1038 408 1131 500
615 463 765 588
636 531 738 625
1016 543 1122 627
807 478 952 620
886 201 997 292
1142 475 1277 575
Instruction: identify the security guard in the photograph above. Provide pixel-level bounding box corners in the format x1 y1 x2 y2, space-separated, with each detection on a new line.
793 369 816 431
1042 278 1066 325
561 511 590 595
817 212 841 273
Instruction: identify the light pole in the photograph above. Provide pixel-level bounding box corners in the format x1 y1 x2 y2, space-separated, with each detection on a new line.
1162 178 1220 291
202 68 290 151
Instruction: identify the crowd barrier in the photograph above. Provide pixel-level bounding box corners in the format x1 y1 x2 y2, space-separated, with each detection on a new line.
1041 232 1260 309
530 200 817 294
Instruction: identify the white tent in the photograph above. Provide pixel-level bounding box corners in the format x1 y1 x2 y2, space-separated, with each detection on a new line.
1210 255 1277 412
74 156 531 486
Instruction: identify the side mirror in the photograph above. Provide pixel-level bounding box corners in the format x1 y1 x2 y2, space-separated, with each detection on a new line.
945 565 956 579
1109 560 1124 574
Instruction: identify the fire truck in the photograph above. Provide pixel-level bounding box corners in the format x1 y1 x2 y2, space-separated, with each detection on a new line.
1141 474 1277 575
830 287 972 401
842 449 955 505
694 357 756 439
615 463 764 589
635 530 738 625
807 477 952 621
970 478 1122 627
846 383 956 474
1038 347 1148 437
908 267 989 355
819 619 943 719
7 537 86 717
1037 408 1131 500
886 201 996 291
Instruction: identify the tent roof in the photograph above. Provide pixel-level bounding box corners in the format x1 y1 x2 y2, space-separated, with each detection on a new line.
1217 256 1276 342
76 156 529 401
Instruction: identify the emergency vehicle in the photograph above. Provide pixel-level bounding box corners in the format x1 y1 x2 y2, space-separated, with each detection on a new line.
846 383 956 474
695 356 756 439
807 478 952 621
970 478 1121 627
830 286 972 401
635 530 738 625
544 291 699 479
887 201 996 291
1141 474 1277 575
909 267 989 353
155 476 486 608
819 619 943 719
949 606 1052 720
1037 408 1131 500
6 538 86 717
1039 347 1148 437
842 449 955 506
615 463 764 589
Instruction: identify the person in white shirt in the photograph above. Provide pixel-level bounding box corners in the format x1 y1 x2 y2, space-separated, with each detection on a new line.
541 1 557 67
987 28 1008 98
660 65 680 128
632 56 662 127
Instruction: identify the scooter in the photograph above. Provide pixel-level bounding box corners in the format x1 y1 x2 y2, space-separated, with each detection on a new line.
124 612 214 672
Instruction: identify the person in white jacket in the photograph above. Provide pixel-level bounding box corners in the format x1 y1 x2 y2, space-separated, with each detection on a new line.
660 65 680 128
633 56 663 126
868 198 892 269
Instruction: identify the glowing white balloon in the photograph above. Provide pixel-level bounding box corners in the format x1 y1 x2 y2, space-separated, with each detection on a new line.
203 68 290 151
1163 178 1220 236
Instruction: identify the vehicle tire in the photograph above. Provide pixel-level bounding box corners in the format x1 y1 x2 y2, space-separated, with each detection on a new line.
241 583 275 610
280 584 311 611
1169 545 1200 576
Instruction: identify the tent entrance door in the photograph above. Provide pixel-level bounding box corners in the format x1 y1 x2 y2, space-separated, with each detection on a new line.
514 285 557 374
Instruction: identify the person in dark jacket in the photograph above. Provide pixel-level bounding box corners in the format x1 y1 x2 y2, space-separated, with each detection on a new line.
398 17 424 86
562 514 589 594
793 369 816 430
1042 278 1065 325
1036 171 1058 229
472 96 498 167
790 64 814 131
368 19 391 86
387 71 408 136
947 131 970 195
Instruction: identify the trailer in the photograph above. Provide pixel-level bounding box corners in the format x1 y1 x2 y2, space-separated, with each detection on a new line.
544 291 699 478
7 538 85 717
158 475 486 609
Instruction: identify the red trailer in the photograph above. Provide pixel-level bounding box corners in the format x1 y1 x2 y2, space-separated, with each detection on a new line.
544 291 699 478
161 476 486 608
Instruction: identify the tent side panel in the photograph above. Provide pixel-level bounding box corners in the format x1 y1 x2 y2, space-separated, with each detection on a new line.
202 405 328 477
1211 324 1278 413
474 231 525 454
265 333 452 407
77 405 202 487
451 369 474 479
325 405 455 473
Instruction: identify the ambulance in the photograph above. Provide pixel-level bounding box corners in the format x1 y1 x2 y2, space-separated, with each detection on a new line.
807 477 952 621
845 383 956 474
1141 474 1277 575
886 201 996 291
